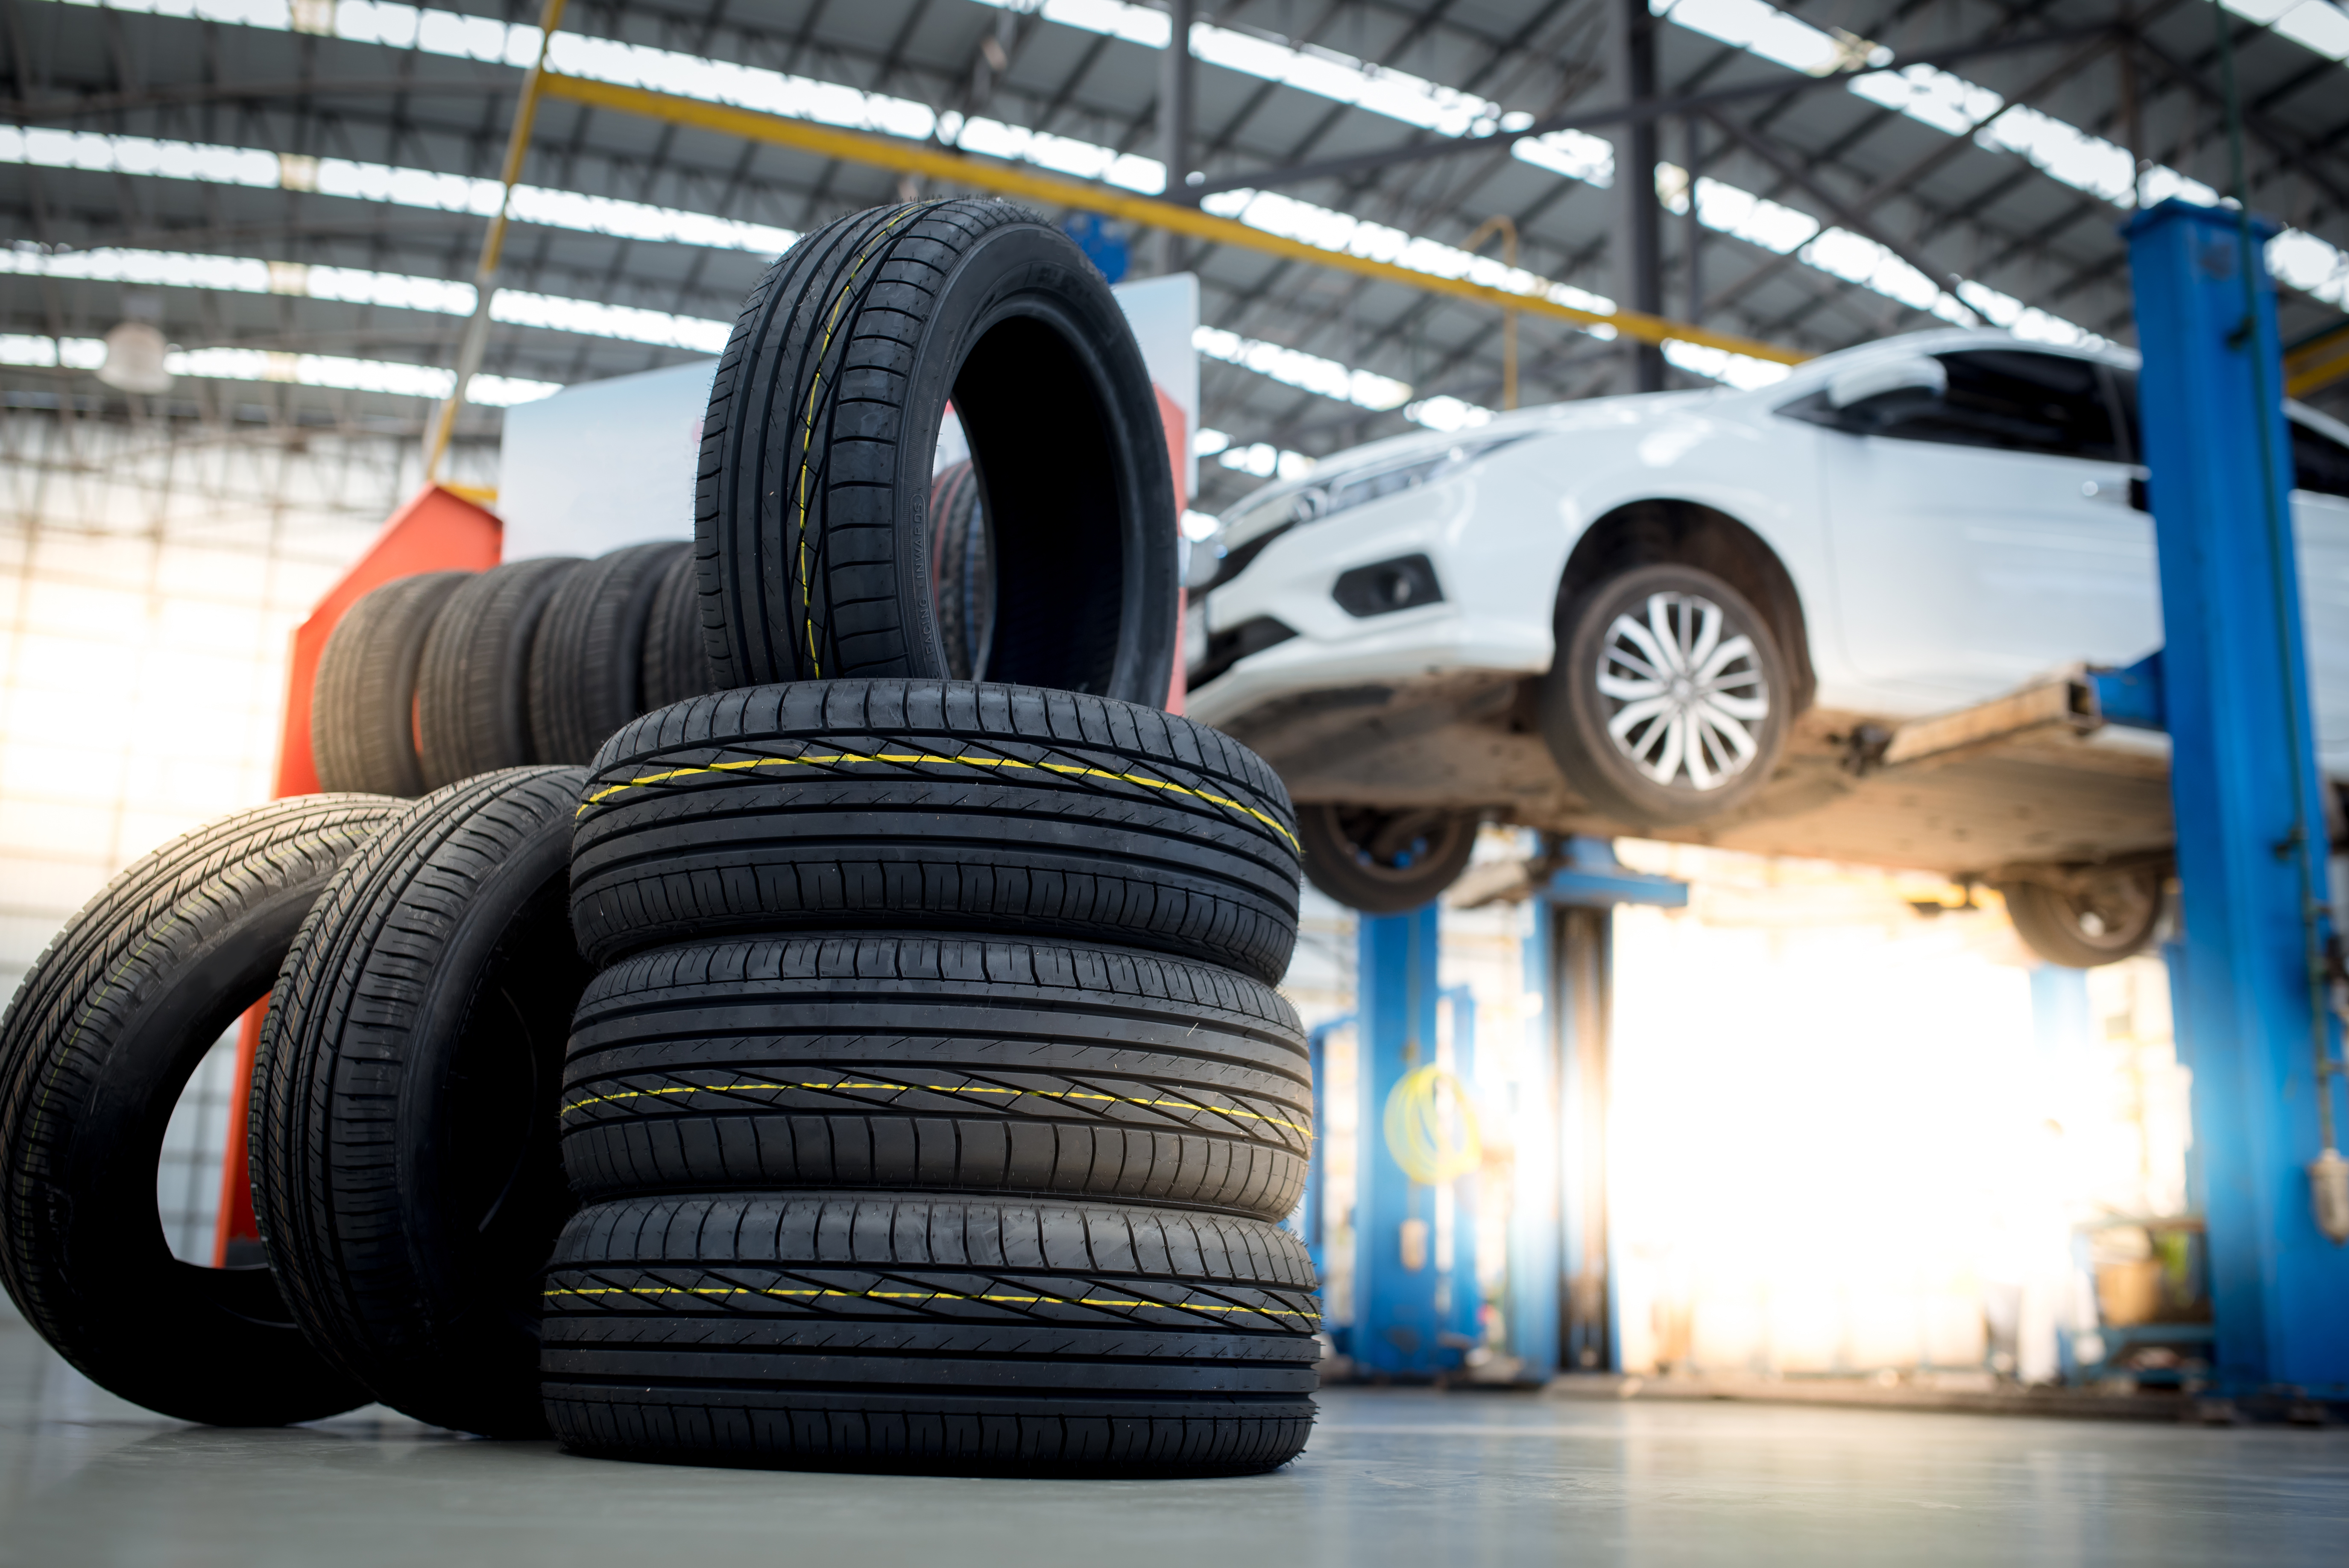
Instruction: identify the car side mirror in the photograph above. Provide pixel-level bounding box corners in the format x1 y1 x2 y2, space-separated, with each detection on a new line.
1827 354 1948 411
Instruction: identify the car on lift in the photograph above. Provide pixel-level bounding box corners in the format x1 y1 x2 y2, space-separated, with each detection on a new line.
1184 327 2349 966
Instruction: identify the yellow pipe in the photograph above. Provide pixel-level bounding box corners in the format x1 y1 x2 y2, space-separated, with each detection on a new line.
537 72 1810 370
2285 321 2349 400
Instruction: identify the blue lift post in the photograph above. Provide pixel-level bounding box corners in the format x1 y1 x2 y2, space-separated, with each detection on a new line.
2125 197 2349 1392
1352 904 1450 1376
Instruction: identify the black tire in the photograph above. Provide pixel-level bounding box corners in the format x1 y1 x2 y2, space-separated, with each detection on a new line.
1295 804 1479 915
562 933 1310 1217
0 796 400 1425
1540 562 1790 826
541 1191 1320 1475
569 679 1301 983
251 766 592 1438
417 556 583 788
697 199 1177 704
928 459 991 680
1998 865 2166 968
529 542 689 765
641 545 718 711
312 572 471 796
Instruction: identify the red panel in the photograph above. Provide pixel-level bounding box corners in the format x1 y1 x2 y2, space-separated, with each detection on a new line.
269 485 502 798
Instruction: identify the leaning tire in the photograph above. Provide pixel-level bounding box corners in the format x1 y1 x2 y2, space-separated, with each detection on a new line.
1540 562 1789 826
541 1191 1320 1474
641 546 717 711
252 766 592 1438
1295 804 1479 915
0 796 400 1425
561 933 1310 1217
312 572 471 796
568 679 1301 982
417 556 582 787
697 199 1177 703
1998 866 2165 968
529 542 689 764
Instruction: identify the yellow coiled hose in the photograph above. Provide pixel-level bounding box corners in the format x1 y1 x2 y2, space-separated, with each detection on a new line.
1381 1064 1482 1185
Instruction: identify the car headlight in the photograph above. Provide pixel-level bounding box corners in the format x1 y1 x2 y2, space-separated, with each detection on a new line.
1192 432 1531 595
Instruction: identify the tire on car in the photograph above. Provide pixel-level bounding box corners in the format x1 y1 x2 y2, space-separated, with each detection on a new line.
1541 562 1790 826
251 766 591 1439
1295 804 1481 915
1997 863 2166 968
696 198 1177 704
561 933 1311 1218
312 572 472 796
417 556 583 788
569 678 1301 983
541 1191 1321 1475
529 541 689 765
0 795 401 1426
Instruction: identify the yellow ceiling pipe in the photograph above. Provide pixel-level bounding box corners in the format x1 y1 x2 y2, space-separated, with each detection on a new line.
2286 320 2349 400
536 72 1811 371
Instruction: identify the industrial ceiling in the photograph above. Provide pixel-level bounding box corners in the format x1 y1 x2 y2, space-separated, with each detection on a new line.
4 0 2346 515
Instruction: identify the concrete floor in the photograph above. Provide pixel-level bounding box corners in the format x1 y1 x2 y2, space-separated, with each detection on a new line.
4 1318 2346 1567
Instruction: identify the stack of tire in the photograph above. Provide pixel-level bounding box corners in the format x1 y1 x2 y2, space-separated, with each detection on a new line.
544 677 1319 1473
311 538 712 796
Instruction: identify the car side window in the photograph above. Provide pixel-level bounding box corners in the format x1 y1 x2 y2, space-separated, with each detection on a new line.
1877 350 2126 459
2292 419 2349 500
2112 366 2349 499
1780 349 2126 460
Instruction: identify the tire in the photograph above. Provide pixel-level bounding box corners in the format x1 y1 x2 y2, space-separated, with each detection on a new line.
417 556 583 788
696 199 1177 705
928 459 991 680
569 679 1301 983
1295 804 1480 915
0 796 400 1425
529 542 689 764
641 545 718 711
541 1191 1320 1475
1998 865 2166 968
562 933 1310 1217
251 766 592 1438
1541 562 1790 826
312 572 471 796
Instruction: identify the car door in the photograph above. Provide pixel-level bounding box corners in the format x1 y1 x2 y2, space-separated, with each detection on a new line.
1818 348 2158 702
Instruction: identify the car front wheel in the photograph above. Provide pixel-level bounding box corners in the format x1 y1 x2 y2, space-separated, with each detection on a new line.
1540 562 1790 826
1296 804 1480 915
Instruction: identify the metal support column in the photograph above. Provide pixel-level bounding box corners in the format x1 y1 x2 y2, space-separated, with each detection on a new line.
1608 0 1666 393
1505 899 1562 1380
1354 904 1450 1376
1155 0 1195 274
2126 197 2349 1391
1556 905 1615 1372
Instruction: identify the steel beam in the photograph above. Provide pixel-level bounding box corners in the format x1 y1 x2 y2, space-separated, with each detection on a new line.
2126 197 2349 1392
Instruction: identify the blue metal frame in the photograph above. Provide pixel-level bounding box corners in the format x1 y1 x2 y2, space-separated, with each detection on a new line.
2126 197 2349 1391
1351 905 1450 1376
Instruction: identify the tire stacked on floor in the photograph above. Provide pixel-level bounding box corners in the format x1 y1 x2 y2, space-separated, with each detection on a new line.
547 678 1320 1473
310 540 718 796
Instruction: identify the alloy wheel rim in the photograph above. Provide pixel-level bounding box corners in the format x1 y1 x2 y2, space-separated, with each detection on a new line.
1594 590 1770 791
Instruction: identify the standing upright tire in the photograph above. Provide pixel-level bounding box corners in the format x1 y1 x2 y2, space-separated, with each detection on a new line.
1540 563 1789 826
252 766 592 1439
568 679 1302 982
697 199 1176 704
418 556 583 788
312 572 471 796
0 796 400 1426
530 542 690 765
928 459 991 681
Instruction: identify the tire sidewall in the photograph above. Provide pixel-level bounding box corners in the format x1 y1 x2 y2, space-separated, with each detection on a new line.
1544 562 1790 826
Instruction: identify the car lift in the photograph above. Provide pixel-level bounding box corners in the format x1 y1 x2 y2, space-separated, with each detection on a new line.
1319 199 2349 1397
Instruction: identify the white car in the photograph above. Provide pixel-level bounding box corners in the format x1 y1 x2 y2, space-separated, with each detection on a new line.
1184 328 2349 965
